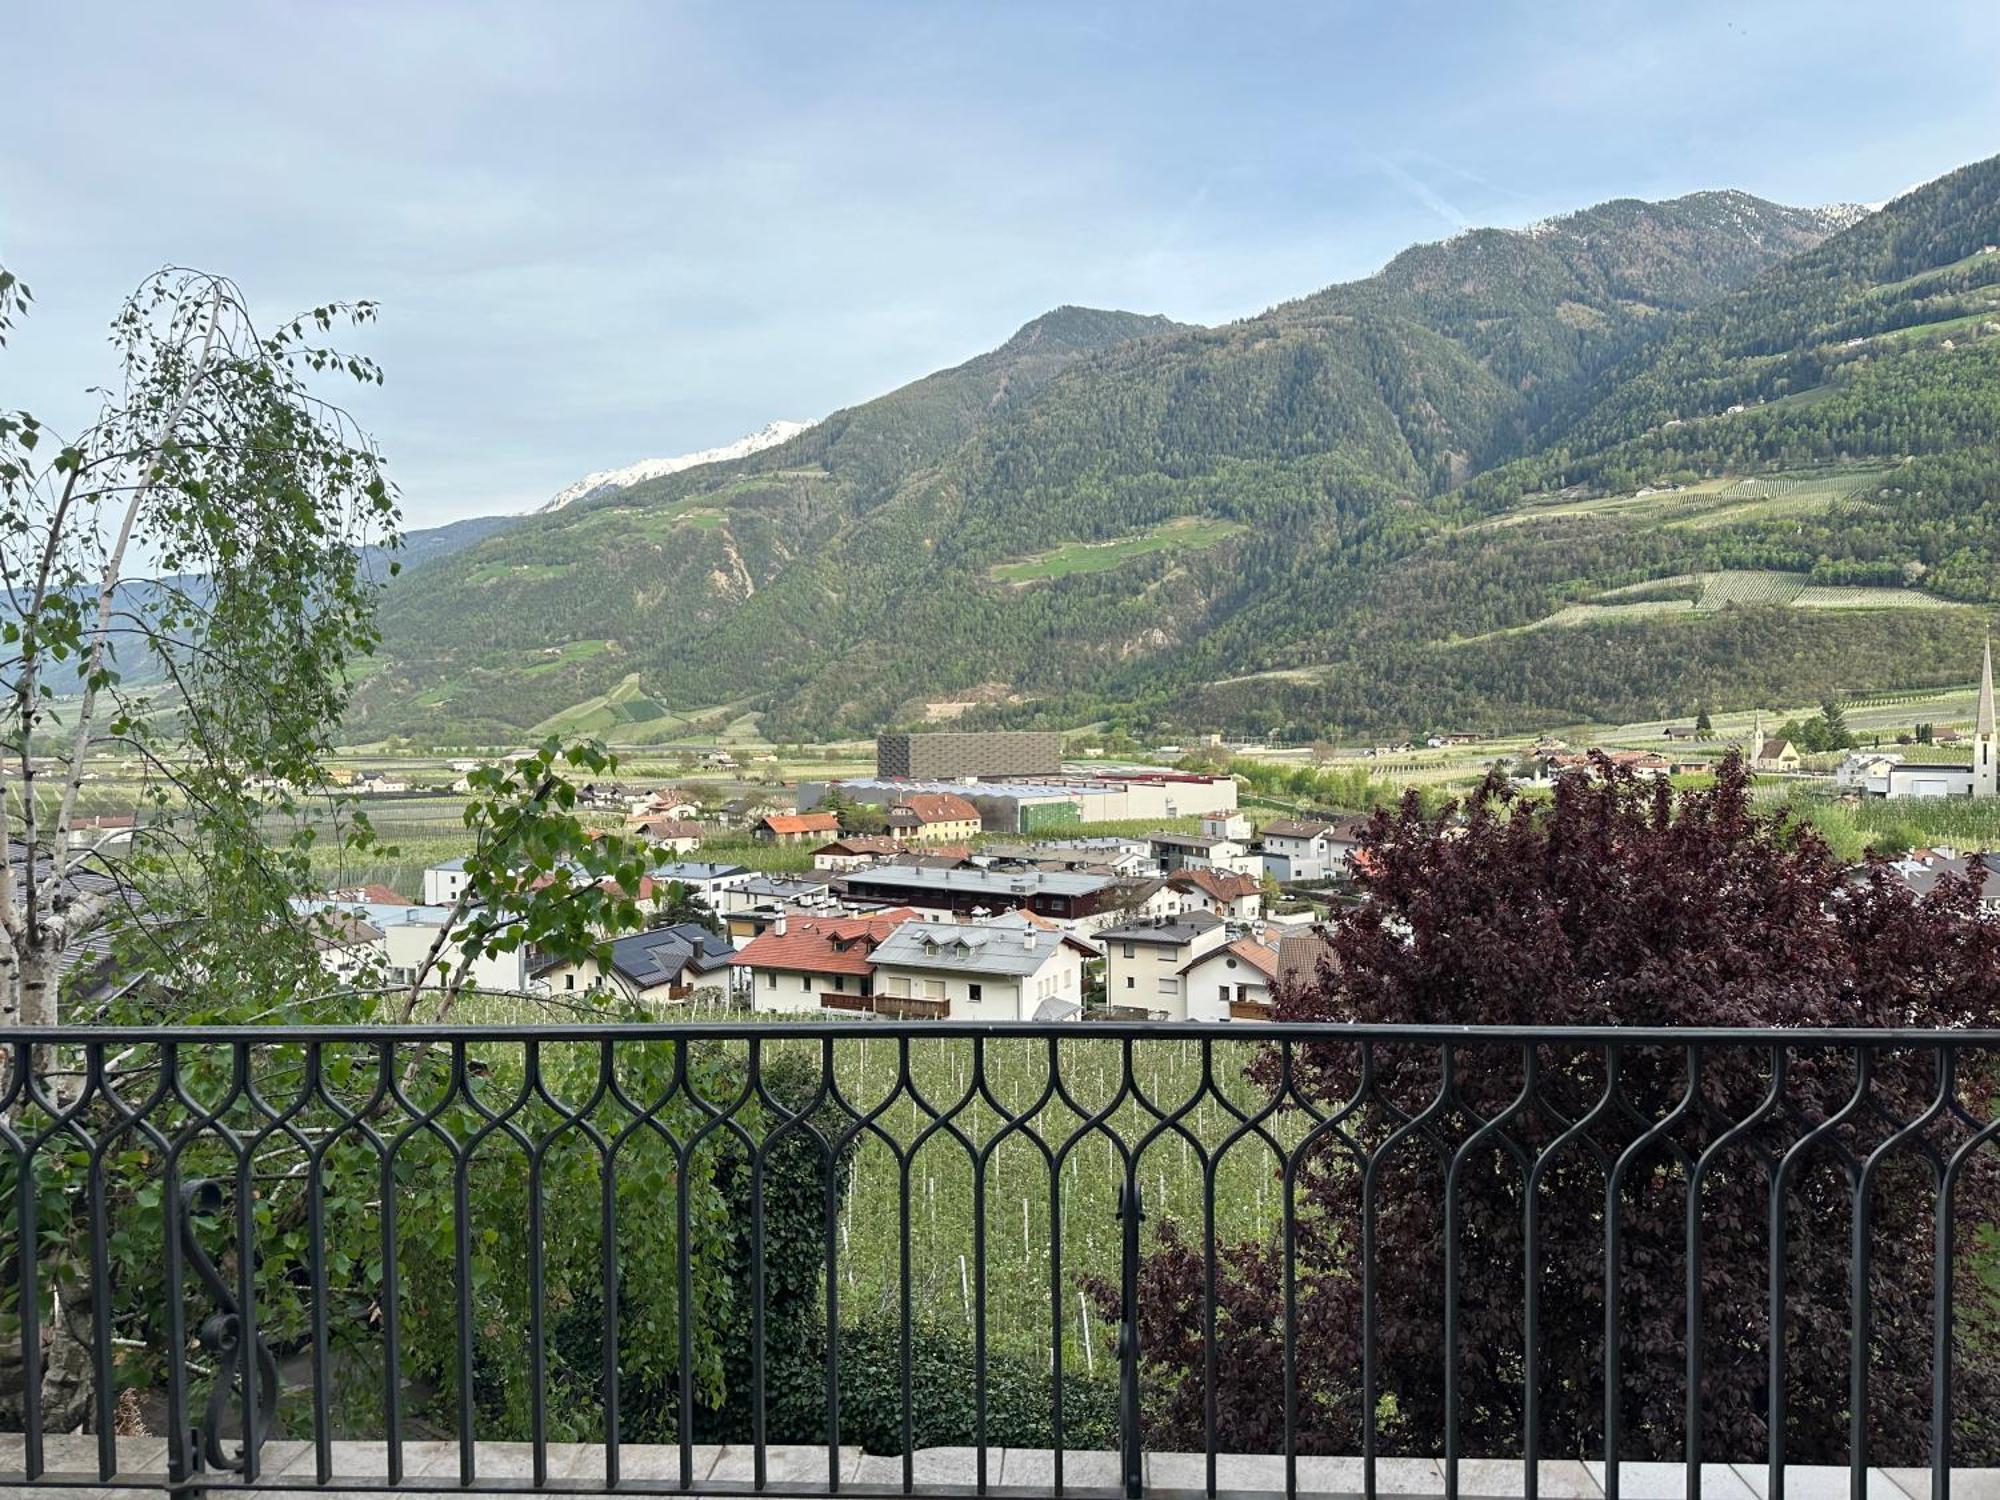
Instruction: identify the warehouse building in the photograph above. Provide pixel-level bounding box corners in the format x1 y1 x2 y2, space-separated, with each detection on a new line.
876 730 1063 779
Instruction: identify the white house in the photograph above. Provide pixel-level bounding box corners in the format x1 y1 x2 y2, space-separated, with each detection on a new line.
380 907 535 993
421 857 473 907
868 913 1096 1022
1180 937 1281 1021
1257 818 1366 883
729 910 917 1015
532 922 735 1004
1146 832 1256 877
1167 868 1264 923
1096 912 1230 1019
645 861 757 908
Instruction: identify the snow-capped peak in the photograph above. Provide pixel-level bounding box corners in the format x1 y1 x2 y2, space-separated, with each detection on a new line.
536 419 817 513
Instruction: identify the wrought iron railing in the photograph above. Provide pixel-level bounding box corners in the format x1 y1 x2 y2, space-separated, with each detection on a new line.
0 1021 1996 1498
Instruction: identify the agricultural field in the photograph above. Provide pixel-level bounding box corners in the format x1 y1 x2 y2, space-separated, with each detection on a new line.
1520 566 1956 634
1483 465 1893 534
990 517 1245 584
445 1001 1307 1368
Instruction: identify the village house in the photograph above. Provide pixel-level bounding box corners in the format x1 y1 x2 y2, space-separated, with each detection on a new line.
730 910 919 1014
1146 831 1257 877
1096 911 1230 1019
883 791 984 842
1167 867 1264 922
867 912 1096 1021
1258 816 1367 883
421 857 474 908
379 907 537 993
811 834 909 872
1180 936 1281 1020
310 910 388 983
628 817 704 854
1872 850 2000 911
631 790 702 820
719 794 790 828
533 922 736 1004
645 861 757 909
754 811 843 845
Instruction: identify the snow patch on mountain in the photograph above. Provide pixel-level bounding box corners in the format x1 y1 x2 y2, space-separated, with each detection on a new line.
536 419 817 513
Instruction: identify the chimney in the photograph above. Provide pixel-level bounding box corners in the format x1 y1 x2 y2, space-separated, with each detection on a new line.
1023 928 1037 951
774 911 788 936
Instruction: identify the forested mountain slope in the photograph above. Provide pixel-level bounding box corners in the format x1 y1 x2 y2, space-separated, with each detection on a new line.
349 168 2000 745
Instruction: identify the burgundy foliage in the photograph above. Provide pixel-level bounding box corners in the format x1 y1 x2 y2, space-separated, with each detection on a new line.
1125 755 2000 1465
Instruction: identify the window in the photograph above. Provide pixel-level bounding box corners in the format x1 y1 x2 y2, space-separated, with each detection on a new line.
1121 942 1135 959
566 974 576 991
968 983 983 1002
1157 978 1179 997
765 972 777 989
1218 985 1229 1005
801 975 811 991
1124 976 1135 989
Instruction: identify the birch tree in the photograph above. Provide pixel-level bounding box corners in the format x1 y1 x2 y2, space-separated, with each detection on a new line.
0 264 398 1027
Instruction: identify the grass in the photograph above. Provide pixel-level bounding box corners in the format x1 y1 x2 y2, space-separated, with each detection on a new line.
991 517 1245 584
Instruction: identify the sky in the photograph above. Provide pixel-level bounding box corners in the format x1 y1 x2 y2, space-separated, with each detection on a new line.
5 1 2000 527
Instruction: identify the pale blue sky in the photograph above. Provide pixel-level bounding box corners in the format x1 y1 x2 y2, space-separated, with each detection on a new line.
5 1 1999 524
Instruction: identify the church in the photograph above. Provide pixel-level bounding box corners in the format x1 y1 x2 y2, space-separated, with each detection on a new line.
1848 639 1997 800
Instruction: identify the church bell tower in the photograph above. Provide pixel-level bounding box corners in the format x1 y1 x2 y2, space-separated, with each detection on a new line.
1976 635 1997 800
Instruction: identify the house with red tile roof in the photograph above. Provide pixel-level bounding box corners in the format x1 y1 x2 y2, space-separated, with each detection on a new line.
754 811 843 845
884 792 983 842
729 909 921 1013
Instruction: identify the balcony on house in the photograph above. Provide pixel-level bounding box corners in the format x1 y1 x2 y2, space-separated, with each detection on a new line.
2 1020 1997 1499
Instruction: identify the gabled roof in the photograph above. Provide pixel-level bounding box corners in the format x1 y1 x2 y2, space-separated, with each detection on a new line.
631 818 704 840
889 792 981 823
601 923 737 991
1275 927 1339 989
1170 868 1261 903
1758 739 1794 759
1181 937 1279 980
759 812 842 837
813 835 907 856
728 910 921 976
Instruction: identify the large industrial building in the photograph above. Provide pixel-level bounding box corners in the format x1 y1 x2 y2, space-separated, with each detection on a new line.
800 770 1238 833
875 730 1063 780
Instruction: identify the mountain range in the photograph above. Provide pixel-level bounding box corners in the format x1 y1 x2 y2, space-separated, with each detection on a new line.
348 158 2000 745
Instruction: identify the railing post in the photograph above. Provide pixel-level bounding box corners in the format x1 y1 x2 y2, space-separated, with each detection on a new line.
180 1179 278 1489
1117 1178 1145 1500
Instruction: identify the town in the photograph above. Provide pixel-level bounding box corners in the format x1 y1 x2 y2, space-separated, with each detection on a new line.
276 634 1999 1024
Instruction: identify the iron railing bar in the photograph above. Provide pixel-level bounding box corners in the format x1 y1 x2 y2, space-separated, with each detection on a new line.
1683 1042 1786 1500
23 1021 2000 1045
1930 1069 2000 1500
1442 1044 1535 1500
1766 1044 1875 1500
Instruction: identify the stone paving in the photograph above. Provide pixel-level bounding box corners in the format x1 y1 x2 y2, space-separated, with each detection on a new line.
4 1437 1997 1498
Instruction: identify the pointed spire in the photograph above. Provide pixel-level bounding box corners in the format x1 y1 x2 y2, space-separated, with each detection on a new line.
1979 633 1996 740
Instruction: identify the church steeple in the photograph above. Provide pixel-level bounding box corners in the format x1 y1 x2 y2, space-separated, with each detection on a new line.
1980 634 1996 741
1976 634 1997 800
